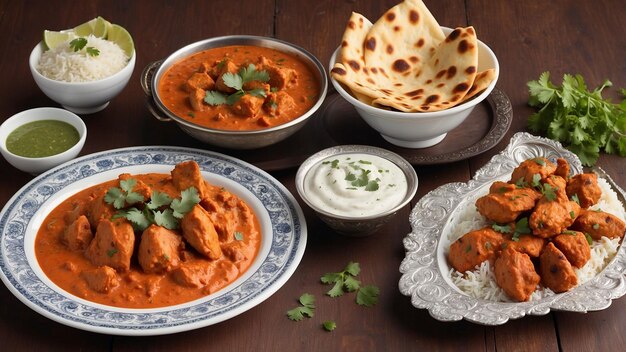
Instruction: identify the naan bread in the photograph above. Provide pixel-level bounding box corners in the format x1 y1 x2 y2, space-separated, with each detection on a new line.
331 0 495 112
338 12 375 104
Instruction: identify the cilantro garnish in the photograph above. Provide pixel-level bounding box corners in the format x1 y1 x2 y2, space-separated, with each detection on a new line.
542 183 558 201
356 285 380 307
106 248 118 257
171 187 201 219
321 262 361 297
104 178 145 209
527 72 626 166
69 38 87 51
69 37 100 56
105 179 200 231
492 217 530 242
286 293 315 321
320 262 379 307
328 159 380 192
204 64 270 106
322 320 336 332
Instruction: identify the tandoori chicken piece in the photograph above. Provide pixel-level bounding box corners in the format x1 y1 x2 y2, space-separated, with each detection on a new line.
475 182 541 223
539 242 578 293
529 176 581 238
509 157 556 185
552 231 591 268
503 233 546 258
566 173 602 209
448 227 506 273
494 247 540 302
554 158 570 180
572 209 626 240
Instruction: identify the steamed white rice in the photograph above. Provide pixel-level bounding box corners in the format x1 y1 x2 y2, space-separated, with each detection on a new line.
448 177 624 302
37 35 129 82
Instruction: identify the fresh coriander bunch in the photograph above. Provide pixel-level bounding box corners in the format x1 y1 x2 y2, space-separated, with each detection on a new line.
527 72 626 166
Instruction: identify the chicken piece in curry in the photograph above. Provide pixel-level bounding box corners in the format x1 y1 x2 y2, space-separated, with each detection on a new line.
448 157 625 302
35 161 261 308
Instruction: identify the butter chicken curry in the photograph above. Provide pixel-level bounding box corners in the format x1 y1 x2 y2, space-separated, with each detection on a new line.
35 161 261 308
158 45 320 130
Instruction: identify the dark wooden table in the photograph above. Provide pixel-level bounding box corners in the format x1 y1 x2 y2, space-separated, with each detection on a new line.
1 1 625 351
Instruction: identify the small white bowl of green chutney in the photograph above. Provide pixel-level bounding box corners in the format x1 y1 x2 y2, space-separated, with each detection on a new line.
0 107 86 174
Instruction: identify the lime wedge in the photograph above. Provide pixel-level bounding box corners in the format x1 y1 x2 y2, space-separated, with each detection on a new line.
74 16 110 38
107 24 134 57
43 30 73 50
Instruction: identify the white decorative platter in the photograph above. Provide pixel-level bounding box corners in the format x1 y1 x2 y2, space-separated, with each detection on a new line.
0 146 307 335
399 132 626 325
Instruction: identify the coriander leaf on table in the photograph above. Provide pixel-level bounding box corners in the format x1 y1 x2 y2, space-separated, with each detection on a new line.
356 285 380 307
527 71 626 166
343 275 361 292
287 293 315 321
321 262 362 296
286 306 314 321
323 321 337 332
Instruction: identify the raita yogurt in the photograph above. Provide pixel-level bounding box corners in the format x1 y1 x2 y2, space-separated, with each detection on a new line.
303 153 408 217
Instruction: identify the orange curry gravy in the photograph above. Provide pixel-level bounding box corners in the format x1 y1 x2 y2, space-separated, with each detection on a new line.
157 45 320 130
35 166 261 309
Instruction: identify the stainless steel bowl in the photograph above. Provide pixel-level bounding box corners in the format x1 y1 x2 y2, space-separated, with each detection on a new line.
141 35 328 149
296 145 418 236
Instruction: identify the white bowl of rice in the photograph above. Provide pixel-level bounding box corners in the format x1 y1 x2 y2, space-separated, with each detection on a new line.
29 35 135 114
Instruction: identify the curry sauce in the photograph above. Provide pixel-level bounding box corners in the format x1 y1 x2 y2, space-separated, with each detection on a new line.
35 161 261 308
157 45 320 131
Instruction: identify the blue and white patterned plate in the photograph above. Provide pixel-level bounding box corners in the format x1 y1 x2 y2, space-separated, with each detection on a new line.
0 146 307 335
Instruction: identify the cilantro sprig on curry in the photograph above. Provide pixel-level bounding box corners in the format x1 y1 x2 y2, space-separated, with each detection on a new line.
157 45 320 131
34 161 261 308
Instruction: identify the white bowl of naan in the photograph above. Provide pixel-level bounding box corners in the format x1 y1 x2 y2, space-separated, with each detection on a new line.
329 0 499 148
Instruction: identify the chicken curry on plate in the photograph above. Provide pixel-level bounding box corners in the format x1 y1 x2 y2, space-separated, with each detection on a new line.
157 45 321 131
35 161 261 308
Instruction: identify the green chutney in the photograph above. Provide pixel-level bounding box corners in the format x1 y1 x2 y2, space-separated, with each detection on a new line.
6 120 80 158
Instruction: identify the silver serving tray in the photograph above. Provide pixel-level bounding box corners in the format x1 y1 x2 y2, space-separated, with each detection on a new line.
399 132 626 325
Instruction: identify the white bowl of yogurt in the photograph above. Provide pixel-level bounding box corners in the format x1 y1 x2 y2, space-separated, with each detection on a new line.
296 145 418 236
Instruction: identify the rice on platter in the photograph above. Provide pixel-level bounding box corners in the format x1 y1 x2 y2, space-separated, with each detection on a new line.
447 172 625 302
37 35 129 82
